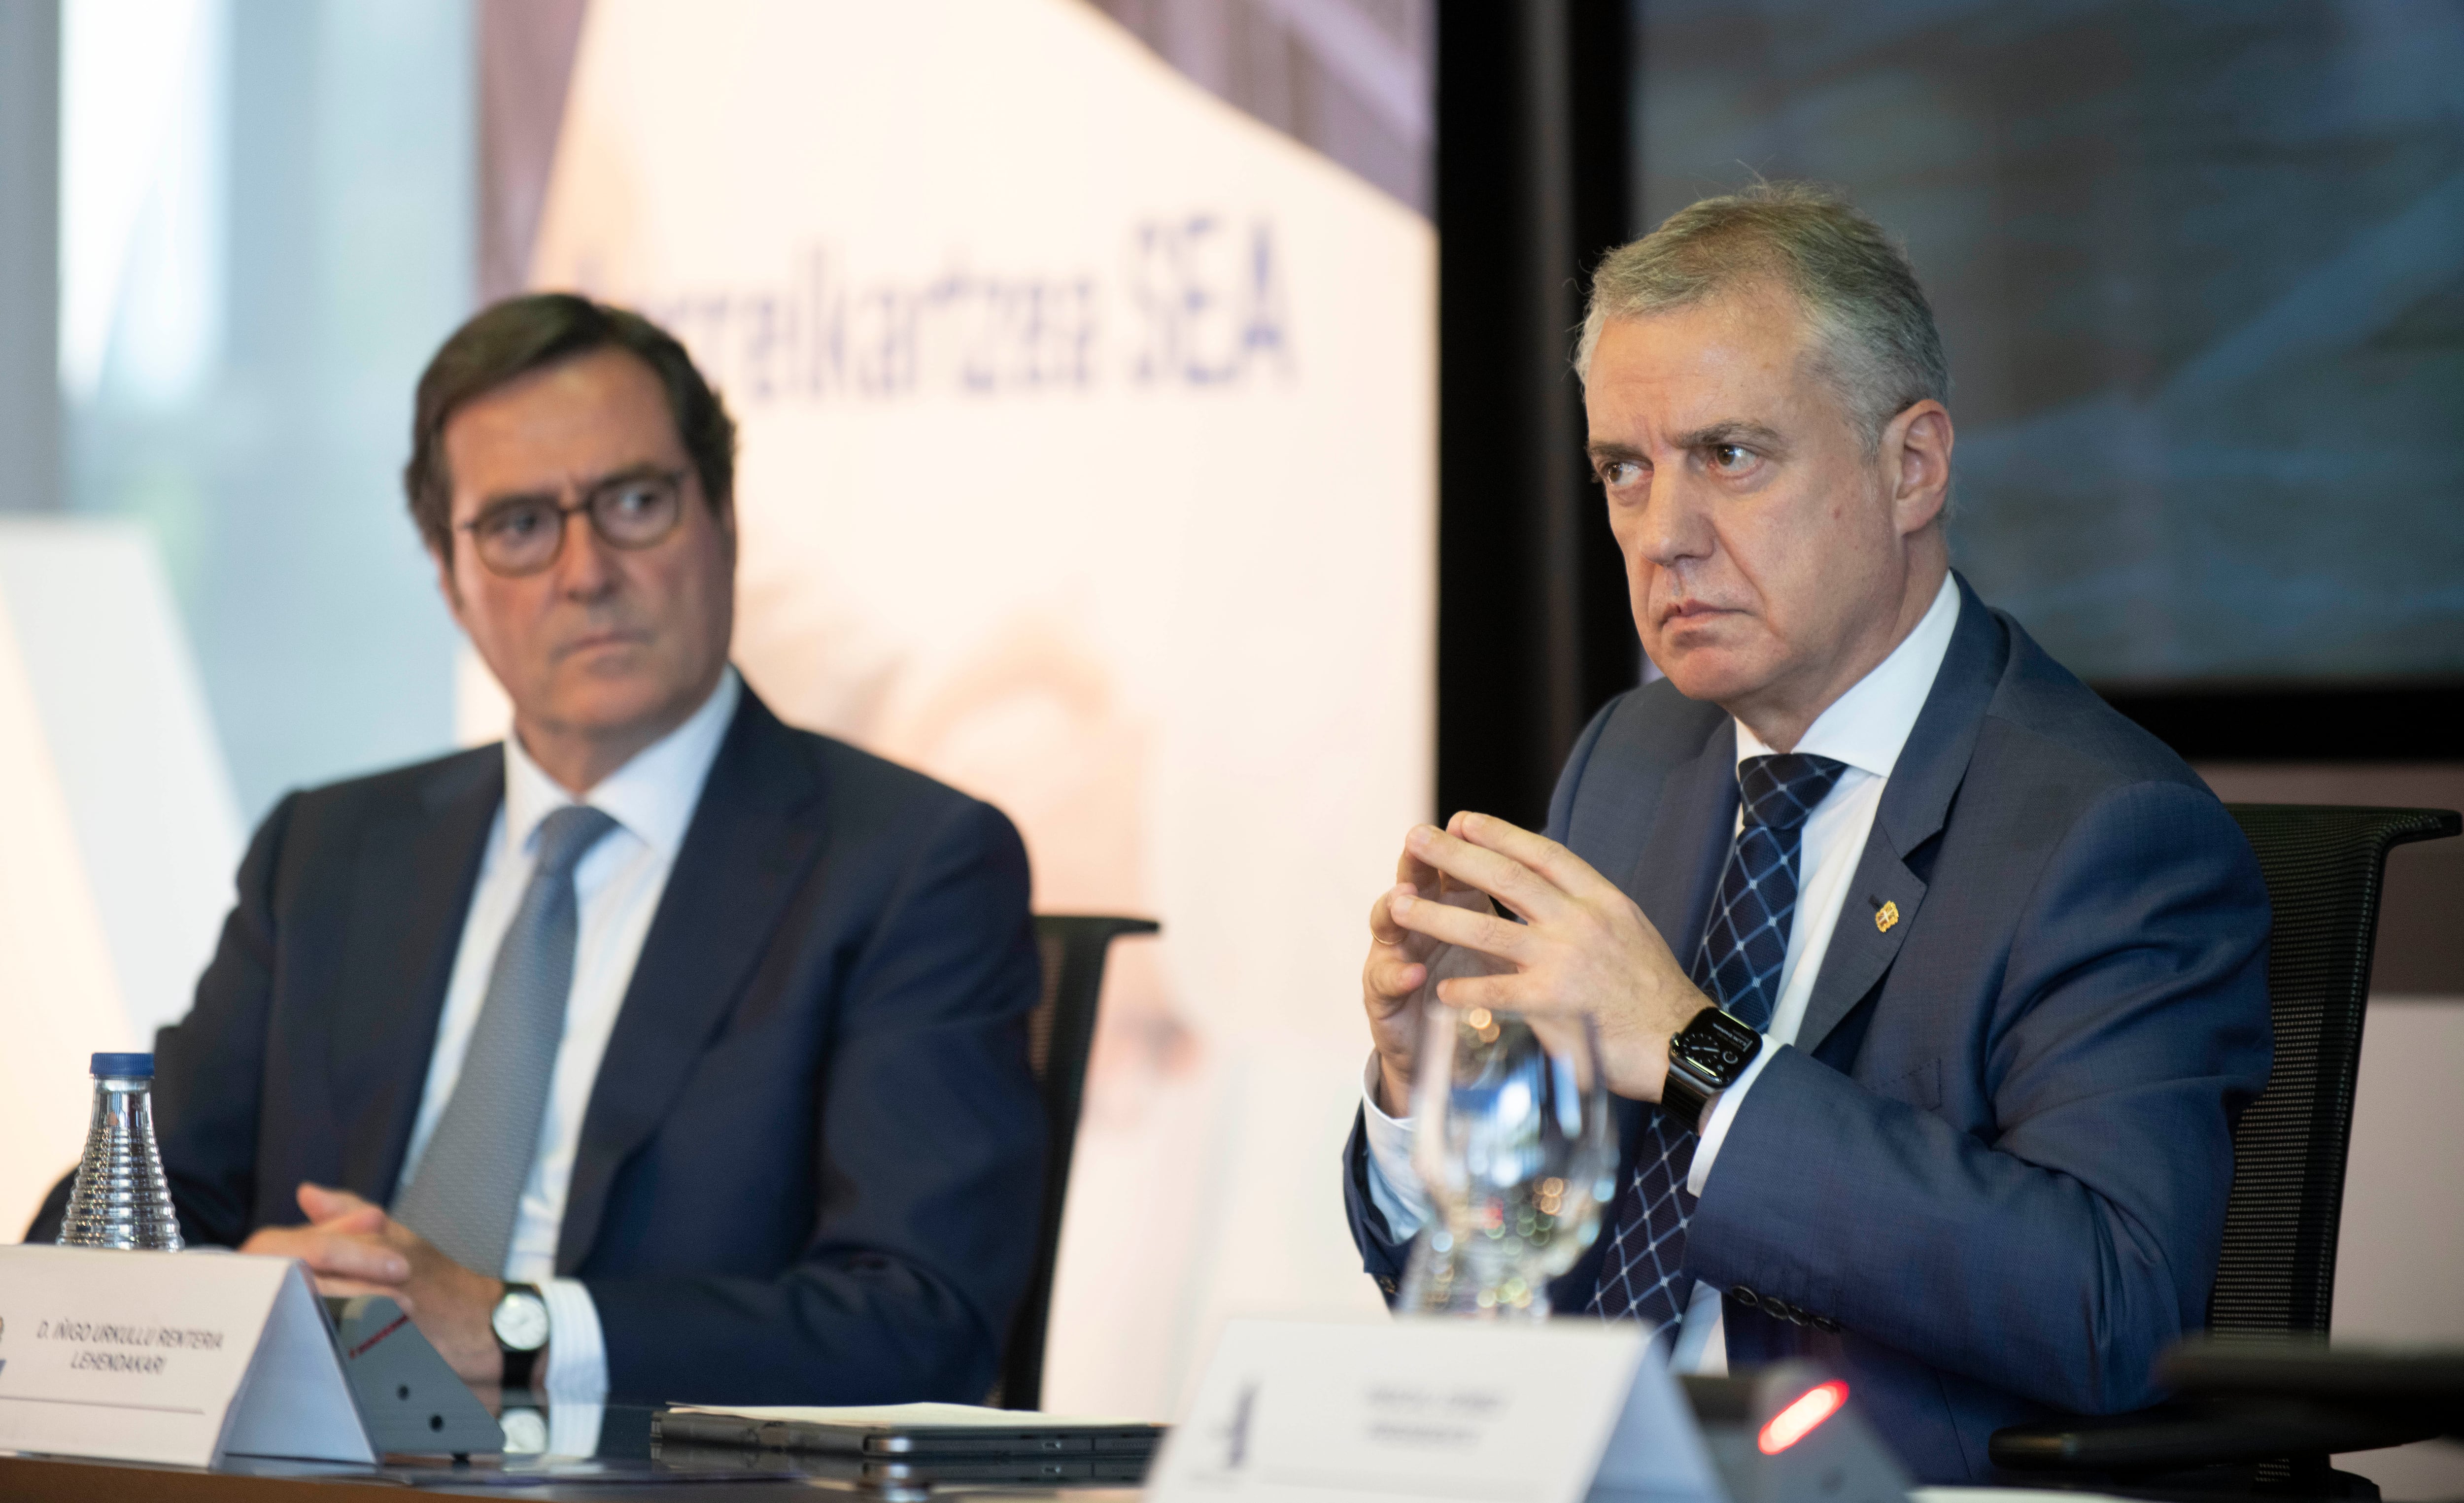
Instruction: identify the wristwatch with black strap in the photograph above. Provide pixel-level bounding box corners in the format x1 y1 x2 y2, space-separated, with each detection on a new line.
1661 1005 1764 1133
490 1282 550 1393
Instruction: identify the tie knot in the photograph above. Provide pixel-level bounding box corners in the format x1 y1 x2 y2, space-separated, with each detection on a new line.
532 805 617 878
1737 753 1848 831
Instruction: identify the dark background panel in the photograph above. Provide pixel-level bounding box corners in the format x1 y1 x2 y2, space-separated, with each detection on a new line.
1633 0 2464 689
1434 0 1640 830
1433 0 2459 990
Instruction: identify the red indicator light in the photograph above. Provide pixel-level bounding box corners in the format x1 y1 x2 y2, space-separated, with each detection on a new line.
1757 1380 1849 1455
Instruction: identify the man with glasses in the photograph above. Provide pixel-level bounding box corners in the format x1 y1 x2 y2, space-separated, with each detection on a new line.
29 295 1047 1420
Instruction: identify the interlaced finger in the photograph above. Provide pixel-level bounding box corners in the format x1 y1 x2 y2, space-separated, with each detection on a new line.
1409 823 1567 922
280 1230 410 1283
1390 889 1534 961
1448 812 1622 906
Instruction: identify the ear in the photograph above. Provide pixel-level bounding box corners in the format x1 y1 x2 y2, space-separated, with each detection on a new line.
1882 399 1953 537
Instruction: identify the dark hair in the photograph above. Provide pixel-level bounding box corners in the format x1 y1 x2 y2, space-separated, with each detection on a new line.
403 293 738 557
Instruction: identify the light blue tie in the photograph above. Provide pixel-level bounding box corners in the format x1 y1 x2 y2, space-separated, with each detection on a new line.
395 804 616 1274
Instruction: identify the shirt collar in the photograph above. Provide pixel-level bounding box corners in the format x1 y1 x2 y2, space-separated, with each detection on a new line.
1733 572 1961 780
501 665 742 860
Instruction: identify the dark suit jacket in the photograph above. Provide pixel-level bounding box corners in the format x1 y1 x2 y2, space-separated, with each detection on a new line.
1343 576 2273 1483
31 683 1047 1405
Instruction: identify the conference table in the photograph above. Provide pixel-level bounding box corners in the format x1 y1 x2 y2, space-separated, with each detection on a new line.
0 1395 2421 1503
0 1403 1143 1501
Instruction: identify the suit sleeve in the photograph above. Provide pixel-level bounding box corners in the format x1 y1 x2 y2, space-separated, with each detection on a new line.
1684 780 2272 1413
586 795 1046 1403
1339 1107 1411 1300
23 795 298 1246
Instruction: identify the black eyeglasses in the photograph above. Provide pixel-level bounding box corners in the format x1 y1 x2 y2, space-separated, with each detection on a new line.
456 468 690 577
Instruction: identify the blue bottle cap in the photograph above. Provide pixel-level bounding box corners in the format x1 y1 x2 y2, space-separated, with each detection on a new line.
90 1052 154 1077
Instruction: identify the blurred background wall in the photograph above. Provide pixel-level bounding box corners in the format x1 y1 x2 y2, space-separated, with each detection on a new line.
42 0 470 819
510 0 1437 1419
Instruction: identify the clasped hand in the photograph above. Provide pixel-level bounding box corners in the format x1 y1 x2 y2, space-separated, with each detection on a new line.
239 1184 507 1390
1361 811 1709 1107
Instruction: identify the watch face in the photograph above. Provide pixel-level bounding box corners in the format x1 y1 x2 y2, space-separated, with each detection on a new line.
1675 1011 1760 1087
492 1289 551 1352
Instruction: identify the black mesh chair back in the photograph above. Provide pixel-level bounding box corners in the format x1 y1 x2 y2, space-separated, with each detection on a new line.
2209 805 2459 1339
1992 804 2458 1478
997 914 1160 1411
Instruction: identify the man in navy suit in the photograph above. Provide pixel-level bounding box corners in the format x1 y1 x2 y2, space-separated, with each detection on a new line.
31 295 1045 1413
1344 185 2271 1482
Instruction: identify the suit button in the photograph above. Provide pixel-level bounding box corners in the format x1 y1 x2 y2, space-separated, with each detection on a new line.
1731 1285 1760 1308
1377 1276 1398 1295
1813 1315 1841 1334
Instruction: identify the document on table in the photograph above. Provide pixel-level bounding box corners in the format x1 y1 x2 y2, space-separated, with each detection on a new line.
654 1401 1164 1456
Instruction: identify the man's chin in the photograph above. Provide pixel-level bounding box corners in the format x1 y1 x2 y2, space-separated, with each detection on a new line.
1649 650 1775 709
538 676 689 741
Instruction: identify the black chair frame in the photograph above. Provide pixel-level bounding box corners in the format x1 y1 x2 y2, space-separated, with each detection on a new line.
995 913 1159 1410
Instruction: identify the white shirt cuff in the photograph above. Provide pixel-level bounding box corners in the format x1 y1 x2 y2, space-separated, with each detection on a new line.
1359 1051 1432 1239
540 1277 609 1403
1684 1041 1780 1197
1668 1279 1728 1374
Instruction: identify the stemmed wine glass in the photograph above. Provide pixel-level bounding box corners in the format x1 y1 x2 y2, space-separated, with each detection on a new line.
1398 995 1618 1319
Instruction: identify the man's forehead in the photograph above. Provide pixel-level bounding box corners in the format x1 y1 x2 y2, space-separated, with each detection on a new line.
450 348 670 434
1588 290 1825 430
443 349 682 498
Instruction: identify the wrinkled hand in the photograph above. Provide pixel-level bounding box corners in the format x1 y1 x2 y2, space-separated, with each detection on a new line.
1383 811 1710 1101
1362 833 1509 1116
240 1184 505 1388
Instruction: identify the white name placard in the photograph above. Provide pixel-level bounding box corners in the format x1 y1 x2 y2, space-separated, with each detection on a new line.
1147 1318 1723 1503
0 1244 376 1469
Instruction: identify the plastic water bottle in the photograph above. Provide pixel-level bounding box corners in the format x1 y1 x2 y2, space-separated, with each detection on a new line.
57 1052 184 1251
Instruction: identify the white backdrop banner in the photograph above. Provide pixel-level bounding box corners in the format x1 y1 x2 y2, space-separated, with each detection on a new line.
524 0 1432 1416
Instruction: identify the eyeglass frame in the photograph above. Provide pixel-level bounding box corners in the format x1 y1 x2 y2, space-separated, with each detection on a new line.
452 465 699 578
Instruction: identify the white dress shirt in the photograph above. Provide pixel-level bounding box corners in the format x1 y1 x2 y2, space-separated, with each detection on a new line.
394 666 740 1411
1363 575 1961 1368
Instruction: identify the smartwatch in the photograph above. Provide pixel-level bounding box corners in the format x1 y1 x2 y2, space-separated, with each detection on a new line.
490 1283 550 1393
1662 1005 1764 1133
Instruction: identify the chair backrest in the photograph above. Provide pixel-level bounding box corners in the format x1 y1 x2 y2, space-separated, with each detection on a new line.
997 913 1160 1410
2210 805 2459 1338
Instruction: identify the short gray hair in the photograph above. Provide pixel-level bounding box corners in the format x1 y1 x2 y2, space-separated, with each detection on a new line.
1575 183 1949 452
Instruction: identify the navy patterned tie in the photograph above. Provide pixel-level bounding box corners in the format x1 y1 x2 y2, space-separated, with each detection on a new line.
1590 752 1848 1328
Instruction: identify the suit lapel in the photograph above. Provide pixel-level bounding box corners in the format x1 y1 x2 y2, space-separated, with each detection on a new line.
555 692 831 1274
1624 717 1738 976
1793 844 1926 1059
334 752 503 1204
1795 575 2009 1056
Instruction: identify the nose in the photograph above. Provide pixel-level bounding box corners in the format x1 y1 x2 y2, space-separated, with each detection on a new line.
1624 466 1715 573
549 510 620 599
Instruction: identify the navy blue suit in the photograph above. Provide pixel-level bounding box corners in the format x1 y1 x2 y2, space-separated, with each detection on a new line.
30 685 1046 1405
1344 577 2272 1482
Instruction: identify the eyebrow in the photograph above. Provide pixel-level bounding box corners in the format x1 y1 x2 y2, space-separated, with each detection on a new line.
1586 421 1793 470
1671 420 1789 454
476 461 678 511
